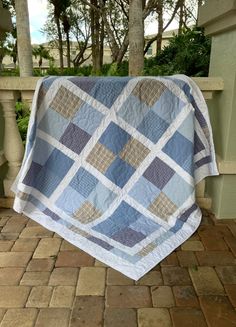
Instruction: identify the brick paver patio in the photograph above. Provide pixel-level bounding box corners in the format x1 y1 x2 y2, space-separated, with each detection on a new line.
0 208 236 327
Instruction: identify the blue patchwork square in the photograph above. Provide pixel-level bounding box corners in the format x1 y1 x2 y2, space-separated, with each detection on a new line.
72 103 104 135
143 157 175 189
90 77 131 108
130 215 161 236
163 173 194 207
28 194 46 211
60 123 91 155
162 131 193 168
177 113 194 141
88 182 117 212
117 95 150 128
44 208 61 221
169 219 184 233
129 176 161 207
44 148 74 178
38 108 69 140
34 168 62 197
32 138 54 166
69 167 99 198
88 236 113 250
105 157 135 188
23 161 42 187
137 110 169 143
93 201 141 237
182 155 193 176
43 76 58 90
69 77 97 94
56 186 85 215
99 122 131 155
92 217 124 236
152 89 186 124
194 132 205 155
111 227 146 247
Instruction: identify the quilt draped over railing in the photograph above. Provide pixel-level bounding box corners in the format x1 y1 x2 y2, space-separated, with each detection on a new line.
12 75 218 280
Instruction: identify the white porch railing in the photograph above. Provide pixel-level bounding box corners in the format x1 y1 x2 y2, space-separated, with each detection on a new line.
0 76 224 208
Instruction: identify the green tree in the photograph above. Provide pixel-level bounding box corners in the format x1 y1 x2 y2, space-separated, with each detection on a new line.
32 45 54 68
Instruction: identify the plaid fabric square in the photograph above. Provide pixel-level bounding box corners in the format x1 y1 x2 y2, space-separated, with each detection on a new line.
86 142 116 173
119 137 150 168
132 79 167 107
138 242 156 257
148 192 177 221
50 86 84 119
73 201 102 224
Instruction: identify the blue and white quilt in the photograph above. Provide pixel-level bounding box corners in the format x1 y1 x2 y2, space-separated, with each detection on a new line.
12 75 218 280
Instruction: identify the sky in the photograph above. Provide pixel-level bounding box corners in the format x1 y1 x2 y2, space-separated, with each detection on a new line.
28 0 48 44
28 0 179 44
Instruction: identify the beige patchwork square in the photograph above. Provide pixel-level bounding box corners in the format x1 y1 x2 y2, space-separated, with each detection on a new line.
73 201 102 224
17 191 29 201
119 137 150 168
86 142 115 173
138 242 156 257
50 85 84 119
148 192 177 221
132 79 166 107
69 225 90 237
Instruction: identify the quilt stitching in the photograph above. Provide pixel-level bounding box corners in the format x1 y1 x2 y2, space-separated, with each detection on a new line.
12 75 218 280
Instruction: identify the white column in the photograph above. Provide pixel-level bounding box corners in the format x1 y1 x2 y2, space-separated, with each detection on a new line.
0 90 24 197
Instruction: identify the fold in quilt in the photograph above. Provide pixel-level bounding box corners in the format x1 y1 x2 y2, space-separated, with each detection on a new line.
12 75 218 280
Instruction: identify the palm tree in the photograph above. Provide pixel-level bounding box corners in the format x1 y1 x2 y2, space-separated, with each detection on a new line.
49 0 71 70
15 0 33 76
129 0 144 76
32 45 54 68
61 12 71 68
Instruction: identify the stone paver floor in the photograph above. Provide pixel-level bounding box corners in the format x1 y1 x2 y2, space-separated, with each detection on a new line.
0 208 236 327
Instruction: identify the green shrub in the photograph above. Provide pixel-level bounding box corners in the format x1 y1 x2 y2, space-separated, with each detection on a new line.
144 27 211 77
15 101 30 144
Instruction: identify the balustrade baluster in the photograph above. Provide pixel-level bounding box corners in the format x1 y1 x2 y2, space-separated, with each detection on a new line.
0 90 24 197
